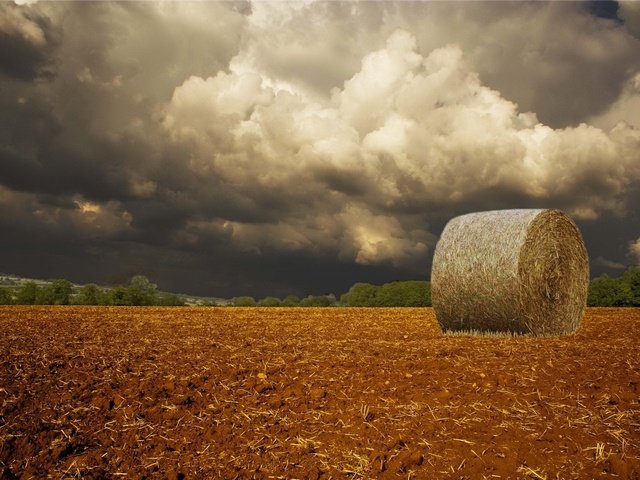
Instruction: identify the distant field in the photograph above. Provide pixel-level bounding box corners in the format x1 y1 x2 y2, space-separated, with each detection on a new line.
1 307 639 479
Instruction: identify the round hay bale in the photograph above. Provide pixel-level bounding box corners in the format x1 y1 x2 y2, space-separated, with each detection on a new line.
431 209 589 336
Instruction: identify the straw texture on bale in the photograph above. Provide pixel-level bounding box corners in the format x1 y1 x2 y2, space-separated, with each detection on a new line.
431 209 589 336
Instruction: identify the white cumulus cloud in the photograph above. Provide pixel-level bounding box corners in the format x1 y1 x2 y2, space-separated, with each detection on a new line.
163 28 640 267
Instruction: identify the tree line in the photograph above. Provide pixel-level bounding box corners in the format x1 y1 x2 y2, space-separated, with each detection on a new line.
0 276 431 307
229 281 432 307
587 266 640 307
1 268 639 307
0 275 184 306
232 294 339 307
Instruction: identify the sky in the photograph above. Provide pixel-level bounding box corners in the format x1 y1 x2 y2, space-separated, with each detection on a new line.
1 0 640 298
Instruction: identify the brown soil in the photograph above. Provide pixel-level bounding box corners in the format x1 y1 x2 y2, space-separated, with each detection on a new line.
1 307 639 479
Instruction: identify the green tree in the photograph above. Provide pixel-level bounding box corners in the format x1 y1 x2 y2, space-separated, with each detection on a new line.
340 283 380 306
76 284 104 305
16 281 38 305
0 288 13 305
233 296 256 306
299 295 335 307
259 296 281 307
108 286 131 306
127 275 157 306
340 281 432 307
280 295 300 306
51 279 73 305
425 282 432 307
35 284 56 305
156 293 185 306
621 266 640 306
587 275 632 307
376 281 431 307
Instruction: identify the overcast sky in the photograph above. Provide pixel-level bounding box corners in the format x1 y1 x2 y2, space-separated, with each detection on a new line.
1 1 640 298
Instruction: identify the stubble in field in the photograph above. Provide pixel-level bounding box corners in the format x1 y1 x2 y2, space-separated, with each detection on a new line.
0 307 639 479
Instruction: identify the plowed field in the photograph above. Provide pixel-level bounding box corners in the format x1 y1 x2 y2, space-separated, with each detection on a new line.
1 307 639 479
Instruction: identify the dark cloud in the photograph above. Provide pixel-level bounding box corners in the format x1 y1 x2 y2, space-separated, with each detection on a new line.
587 1 620 21
405 1 640 127
0 1 639 298
0 3 60 80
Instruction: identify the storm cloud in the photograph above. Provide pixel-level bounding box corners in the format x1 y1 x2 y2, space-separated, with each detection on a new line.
1 1 639 297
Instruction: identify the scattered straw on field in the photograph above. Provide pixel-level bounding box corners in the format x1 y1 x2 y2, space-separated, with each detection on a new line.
0 306 638 479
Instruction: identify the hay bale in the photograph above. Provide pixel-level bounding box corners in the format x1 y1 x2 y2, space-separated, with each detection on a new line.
431 209 589 336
